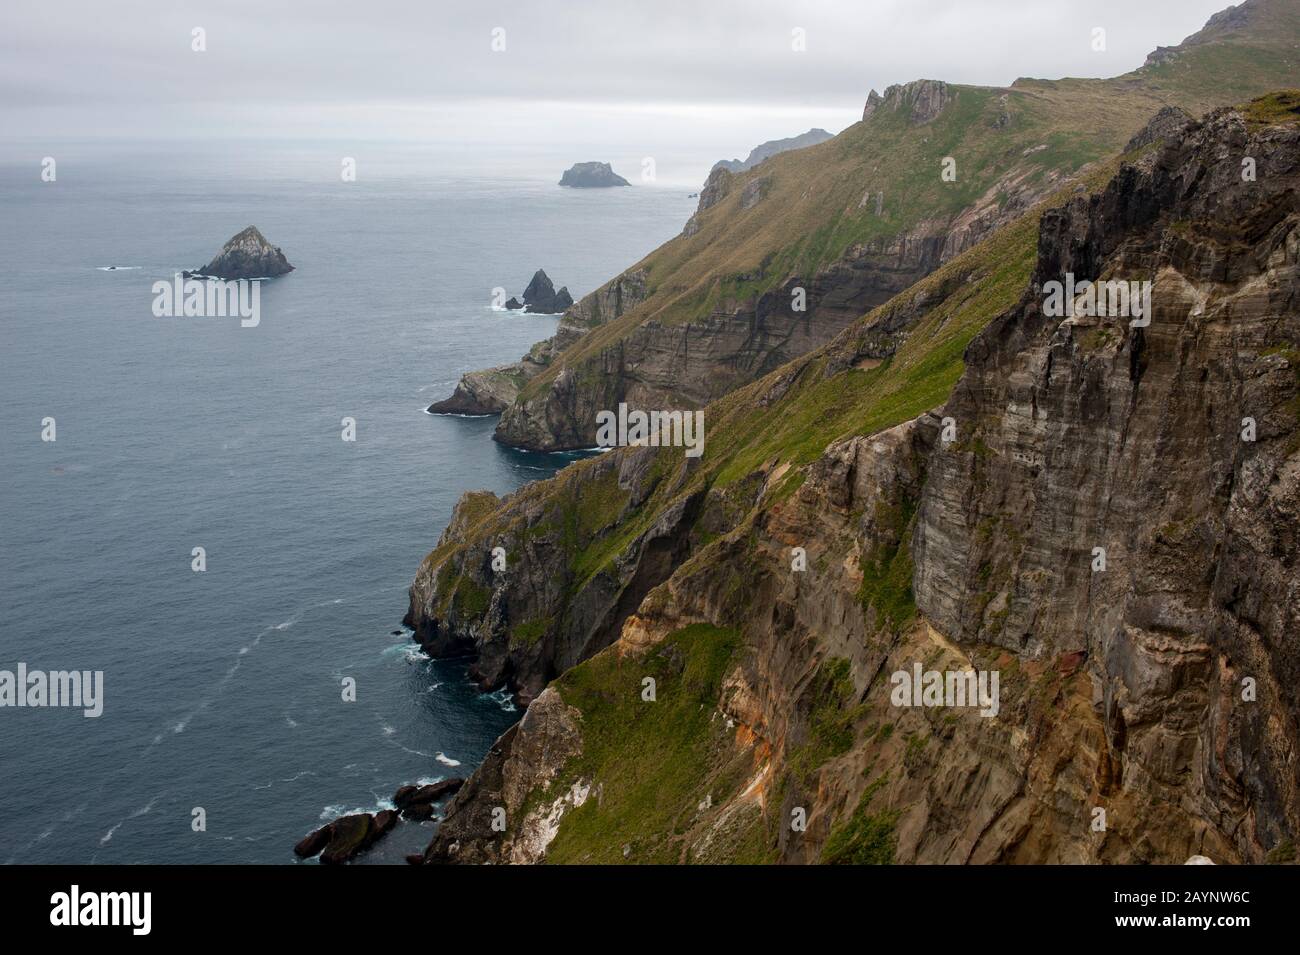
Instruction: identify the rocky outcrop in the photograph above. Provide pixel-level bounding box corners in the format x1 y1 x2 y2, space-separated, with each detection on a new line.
1124 105 1194 152
417 688 584 864
683 167 734 236
294 810 396 864
861 89 884 122
559 162 629 187
426 367 524 415
520 269 573 314
712 128 833 175
193 225 293 280
878 79 955 125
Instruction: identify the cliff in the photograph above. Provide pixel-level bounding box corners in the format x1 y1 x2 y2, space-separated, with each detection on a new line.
410 92 1300 864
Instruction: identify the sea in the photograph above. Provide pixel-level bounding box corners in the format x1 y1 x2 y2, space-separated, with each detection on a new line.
0 141 697 863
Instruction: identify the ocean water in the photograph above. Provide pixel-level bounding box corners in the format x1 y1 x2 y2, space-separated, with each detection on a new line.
0 143 696 863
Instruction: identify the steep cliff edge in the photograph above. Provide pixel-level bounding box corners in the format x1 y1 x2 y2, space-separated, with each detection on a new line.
413 94 1300 864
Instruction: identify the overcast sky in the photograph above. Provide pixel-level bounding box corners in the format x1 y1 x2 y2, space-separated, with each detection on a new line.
1 0 1233 152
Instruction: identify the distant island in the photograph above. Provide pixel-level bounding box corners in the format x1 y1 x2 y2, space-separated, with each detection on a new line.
559 162 629 187
711 128 833 175
187 226 294 280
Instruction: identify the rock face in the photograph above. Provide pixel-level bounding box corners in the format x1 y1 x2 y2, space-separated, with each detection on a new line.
521 269 574 314
912 103 1300 861
861 88 884 122
559 162 629 187
875 79 955 125
407 98 1300 864
417 688 584 864
1123 105 1193 151
712 128 833 175
195 226 293 280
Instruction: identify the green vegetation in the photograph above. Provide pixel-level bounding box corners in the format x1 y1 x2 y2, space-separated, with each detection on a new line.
789 658 867 783
1266 839 1296 864
542 623 744 863
859 499 918 632
509 616 550 646
822 775 899 864
1245 89 1300 125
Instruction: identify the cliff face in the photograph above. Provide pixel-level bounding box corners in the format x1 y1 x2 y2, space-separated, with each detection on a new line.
913 101 1300 859
411 96 1300 865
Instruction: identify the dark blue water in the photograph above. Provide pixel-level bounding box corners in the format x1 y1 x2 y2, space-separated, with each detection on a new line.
0 144 696 863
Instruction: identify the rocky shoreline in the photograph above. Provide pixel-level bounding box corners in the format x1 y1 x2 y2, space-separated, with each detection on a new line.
292 778 464 864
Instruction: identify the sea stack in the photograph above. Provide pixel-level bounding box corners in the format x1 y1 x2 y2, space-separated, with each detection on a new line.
559 162 629 187
193 226 294 280
520 269 573 314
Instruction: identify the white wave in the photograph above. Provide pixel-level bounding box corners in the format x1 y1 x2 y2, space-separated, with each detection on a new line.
435 752 461 767
424 408 496 418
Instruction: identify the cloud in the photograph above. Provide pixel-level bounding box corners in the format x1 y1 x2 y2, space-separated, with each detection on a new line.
0 0 1233 141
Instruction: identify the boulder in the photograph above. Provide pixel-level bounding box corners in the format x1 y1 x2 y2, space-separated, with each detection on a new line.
411 778 465 804
373 809 398 835
292 825 332 859
318 813 374 865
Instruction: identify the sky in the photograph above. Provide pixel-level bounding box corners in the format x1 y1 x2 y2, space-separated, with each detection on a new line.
0 0 1236 179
